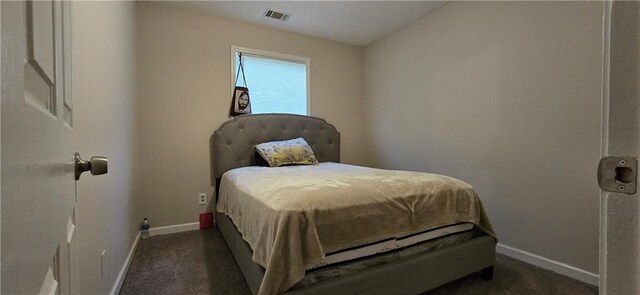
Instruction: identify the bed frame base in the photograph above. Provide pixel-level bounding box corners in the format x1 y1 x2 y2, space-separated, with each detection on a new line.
216 211 495 295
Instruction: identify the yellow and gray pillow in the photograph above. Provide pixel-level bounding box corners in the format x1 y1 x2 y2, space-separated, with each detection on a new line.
255 137 319 167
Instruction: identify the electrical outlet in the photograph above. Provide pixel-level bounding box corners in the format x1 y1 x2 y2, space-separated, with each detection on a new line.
198 193 207 205
100 250 106 277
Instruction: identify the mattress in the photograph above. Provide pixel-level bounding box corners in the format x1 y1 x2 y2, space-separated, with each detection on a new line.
217 162 496 295
216 210 492 295
310 223 474 269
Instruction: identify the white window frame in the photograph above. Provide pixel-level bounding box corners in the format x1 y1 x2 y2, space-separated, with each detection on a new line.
230 46 311 115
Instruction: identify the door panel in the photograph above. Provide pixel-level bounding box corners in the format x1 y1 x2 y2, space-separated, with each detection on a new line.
61 0 73 128
66 208 79 295
25 0 56 114
1 1 77 294
30 0 56 81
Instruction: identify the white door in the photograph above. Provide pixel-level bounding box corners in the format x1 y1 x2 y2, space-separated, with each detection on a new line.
599 1 640 294
1 1 105 294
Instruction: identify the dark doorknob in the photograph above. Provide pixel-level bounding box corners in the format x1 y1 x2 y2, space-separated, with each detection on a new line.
75 152 108 180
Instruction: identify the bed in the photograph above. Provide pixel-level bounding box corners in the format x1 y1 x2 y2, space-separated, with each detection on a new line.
210 114 496 295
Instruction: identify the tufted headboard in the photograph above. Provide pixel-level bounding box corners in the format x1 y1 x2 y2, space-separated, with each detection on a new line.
211 114 340 180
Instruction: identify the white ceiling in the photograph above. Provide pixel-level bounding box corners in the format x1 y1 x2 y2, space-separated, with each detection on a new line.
155 1 447 46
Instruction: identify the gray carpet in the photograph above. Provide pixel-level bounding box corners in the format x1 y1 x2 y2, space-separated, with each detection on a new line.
120 229 597 295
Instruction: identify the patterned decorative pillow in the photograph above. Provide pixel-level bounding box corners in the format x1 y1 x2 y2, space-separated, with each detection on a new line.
255 137 319 167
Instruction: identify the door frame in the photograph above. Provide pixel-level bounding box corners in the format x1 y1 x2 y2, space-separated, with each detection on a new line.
599 0 640 294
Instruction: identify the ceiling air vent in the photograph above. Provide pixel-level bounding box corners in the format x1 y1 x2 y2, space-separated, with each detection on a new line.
264 9 290 21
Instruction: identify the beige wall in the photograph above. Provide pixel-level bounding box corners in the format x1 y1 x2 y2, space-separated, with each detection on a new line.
363 1 603 274
72 1 138 294
135 3 366 227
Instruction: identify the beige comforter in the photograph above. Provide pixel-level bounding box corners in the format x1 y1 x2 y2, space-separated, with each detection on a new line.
216 163 496 295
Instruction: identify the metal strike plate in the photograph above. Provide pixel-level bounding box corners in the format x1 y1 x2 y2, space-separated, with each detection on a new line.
597 156 637 194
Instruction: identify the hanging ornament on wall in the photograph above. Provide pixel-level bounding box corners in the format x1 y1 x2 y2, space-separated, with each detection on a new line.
229 52 252 117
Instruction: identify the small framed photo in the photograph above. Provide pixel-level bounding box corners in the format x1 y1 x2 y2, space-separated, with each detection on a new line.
233 86 251 115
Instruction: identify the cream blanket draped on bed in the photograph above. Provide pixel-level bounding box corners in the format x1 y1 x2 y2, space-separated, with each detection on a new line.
216 163 496 295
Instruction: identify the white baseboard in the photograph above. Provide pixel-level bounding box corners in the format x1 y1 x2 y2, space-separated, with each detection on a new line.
148 222 200 236
109 231 141 295
496 243 599 286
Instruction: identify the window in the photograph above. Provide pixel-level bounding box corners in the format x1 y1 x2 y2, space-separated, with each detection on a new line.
233 47 309 115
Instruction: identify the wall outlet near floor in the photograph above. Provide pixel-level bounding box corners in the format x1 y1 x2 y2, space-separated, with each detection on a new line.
100 250 106 277
198 193 207 205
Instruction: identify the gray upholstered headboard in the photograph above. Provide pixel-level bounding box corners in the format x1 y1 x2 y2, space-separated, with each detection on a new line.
211 114 340 180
